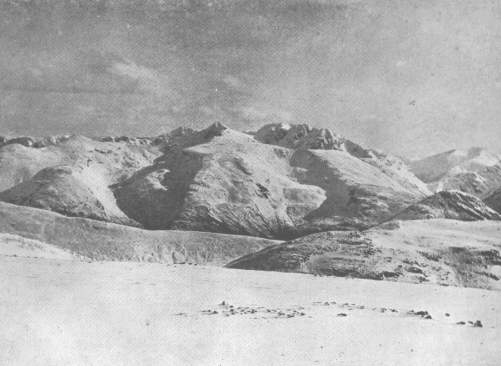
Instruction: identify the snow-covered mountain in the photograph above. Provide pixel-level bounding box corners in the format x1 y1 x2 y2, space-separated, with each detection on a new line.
1 123 500 240
2 122 501 291
113 123 431 238
410 147 501 198
0 165 139 226
0 123 431 239
254 123 430 196
0 135 161 224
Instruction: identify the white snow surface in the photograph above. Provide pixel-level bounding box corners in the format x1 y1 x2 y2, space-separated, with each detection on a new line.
0 233 75 260
0 257 499 366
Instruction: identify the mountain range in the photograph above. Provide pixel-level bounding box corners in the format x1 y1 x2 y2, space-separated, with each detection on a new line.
1 122 501 289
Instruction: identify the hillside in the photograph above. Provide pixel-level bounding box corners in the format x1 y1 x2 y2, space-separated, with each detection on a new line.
254 123 430 196
227 219 501 290
0 135 162 226
0 201 278 264
0 135 161 191
392 190 501 221
485 188 501 214
114 123 428 238
0 165 138 225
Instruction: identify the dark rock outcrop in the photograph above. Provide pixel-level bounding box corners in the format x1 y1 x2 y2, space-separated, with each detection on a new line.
484 188 501 214
227 219 501 289
393 190 501 221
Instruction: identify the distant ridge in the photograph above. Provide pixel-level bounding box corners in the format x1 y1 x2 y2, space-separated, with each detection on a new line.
410 147 501 198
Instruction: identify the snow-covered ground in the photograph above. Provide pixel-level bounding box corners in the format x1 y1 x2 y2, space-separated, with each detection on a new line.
1 256 499 366
0 233 76 260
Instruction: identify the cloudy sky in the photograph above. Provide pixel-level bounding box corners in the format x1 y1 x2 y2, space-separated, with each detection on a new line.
0 0 500 158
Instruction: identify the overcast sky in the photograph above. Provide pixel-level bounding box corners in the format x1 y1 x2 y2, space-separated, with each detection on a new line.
0 0 500 158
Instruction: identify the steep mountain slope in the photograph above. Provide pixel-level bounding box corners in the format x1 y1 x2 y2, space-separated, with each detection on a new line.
0 135 161 191
0 142 62 191
115 124 325 237
254 123 430 196
392 190 501 221
410 147 501 198
0 165 138 225
114 123 427 238
485 188 501 214
288 149 419 232
227 219 501 290
0 135 162 225
0 201 278 265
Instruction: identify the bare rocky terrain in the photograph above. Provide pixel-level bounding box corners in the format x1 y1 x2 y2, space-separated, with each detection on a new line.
391 190 501 221
485 187 501 214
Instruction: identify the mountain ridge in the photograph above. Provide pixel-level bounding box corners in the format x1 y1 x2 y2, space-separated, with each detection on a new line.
410 147 501 199
0 123 499 240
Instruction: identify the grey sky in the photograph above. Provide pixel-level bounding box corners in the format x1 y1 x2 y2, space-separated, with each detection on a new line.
0 0 500 158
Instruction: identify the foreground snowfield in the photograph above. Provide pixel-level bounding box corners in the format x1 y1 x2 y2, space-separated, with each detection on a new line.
1 256 500 366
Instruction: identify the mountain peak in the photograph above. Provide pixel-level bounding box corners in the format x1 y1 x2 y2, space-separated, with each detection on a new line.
254 123 344 151
410 147 501 198
203 121 229 137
